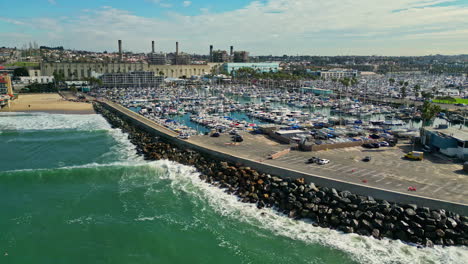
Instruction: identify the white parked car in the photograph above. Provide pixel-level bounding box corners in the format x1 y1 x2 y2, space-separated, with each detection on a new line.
317 159 330 165
379 141 390 147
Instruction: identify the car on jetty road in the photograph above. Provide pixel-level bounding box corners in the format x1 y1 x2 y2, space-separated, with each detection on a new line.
306 157 320 164
317 159 330 165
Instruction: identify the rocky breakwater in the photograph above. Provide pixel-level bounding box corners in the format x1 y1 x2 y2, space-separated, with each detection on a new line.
94 103 468 248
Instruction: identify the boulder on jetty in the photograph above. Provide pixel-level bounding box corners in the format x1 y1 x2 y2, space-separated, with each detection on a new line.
93 102 468 247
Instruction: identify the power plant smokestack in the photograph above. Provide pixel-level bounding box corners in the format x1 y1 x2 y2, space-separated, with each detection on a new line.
152 40 155 53
209 45 213 62
175 41 179 65
118 40 122 61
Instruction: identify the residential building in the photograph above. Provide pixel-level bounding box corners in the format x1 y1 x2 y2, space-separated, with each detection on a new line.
19 76 55 84
28 69 41 77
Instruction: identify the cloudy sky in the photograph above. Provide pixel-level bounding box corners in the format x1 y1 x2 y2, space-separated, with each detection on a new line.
1 0 468 55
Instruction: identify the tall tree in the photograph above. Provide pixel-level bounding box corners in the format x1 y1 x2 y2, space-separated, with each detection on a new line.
13 67 29 77
413 84 421 98
400 86 407 98
421 101 441 127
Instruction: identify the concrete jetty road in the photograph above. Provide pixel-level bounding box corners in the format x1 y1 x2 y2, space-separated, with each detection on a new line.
189 134 468 206
99 101 468 215
100 100 179 137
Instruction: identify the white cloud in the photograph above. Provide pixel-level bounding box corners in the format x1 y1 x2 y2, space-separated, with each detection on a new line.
147 0 172 8
2 0 468 55
183 1 192 7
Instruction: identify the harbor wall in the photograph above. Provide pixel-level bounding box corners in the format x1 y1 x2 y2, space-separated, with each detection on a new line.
99 101 468 216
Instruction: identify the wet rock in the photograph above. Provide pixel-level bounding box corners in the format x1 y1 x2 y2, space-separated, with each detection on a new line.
435 229 445 238
308 183 319 192
338 226 354 233
372 229 381 239
405 208 417 217
446 217 458 229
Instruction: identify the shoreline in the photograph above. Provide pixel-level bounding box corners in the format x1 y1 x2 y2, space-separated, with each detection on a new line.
0 93 95 114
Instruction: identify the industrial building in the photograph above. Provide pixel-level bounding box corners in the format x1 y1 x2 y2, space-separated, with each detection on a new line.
41 62 216 79
212 50 230 63
223 62 280 74
233 51 249 63
148 53 167 65
421 125 468 160
99 71 164 88
41 40 218 80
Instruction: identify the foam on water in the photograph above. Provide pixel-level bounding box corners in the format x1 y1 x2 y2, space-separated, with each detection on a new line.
145 159 468 264
0 112 110 131
0 112 141 164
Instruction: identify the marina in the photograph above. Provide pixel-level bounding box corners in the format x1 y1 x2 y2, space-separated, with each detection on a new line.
90 78 456 147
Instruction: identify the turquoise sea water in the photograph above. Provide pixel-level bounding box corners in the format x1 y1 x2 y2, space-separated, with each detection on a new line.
0 112 466 264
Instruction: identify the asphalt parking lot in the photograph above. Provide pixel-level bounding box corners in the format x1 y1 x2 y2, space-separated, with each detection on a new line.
189 133 468 205
265 144 468 204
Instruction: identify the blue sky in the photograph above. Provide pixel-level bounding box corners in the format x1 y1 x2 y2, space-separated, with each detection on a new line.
1 0 468 55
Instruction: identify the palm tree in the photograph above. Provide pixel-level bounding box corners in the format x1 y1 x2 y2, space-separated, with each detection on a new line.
413 84 421 98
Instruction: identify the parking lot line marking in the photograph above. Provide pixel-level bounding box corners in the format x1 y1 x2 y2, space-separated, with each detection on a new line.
288 159 305 165
360 170 377 177
370 172 385 179
433 182 451 193
385 181 393 185
396 183 403 187
334 165 351 172
419 185 431 191
375 177 386 183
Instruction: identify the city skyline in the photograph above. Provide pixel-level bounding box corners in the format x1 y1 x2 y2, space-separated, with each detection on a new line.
1 0 468 56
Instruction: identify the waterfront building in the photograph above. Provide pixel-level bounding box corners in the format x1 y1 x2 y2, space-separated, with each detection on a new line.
99 71 164 88
0 74 13 95
421 125 468 160
314 69 359 79
300 87 333 95
223 62 280 74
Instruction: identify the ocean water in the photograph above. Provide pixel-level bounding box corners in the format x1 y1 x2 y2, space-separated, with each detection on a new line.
0 112 466 264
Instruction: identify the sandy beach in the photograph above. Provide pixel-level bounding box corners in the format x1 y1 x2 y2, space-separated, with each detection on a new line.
0 93 95 114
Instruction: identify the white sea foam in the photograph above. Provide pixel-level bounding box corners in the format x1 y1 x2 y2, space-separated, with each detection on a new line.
0 112 141 163
146 159 468 264
0 112 110 131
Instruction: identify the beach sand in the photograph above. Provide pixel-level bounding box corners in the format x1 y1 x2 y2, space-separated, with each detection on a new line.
0 93 95 114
